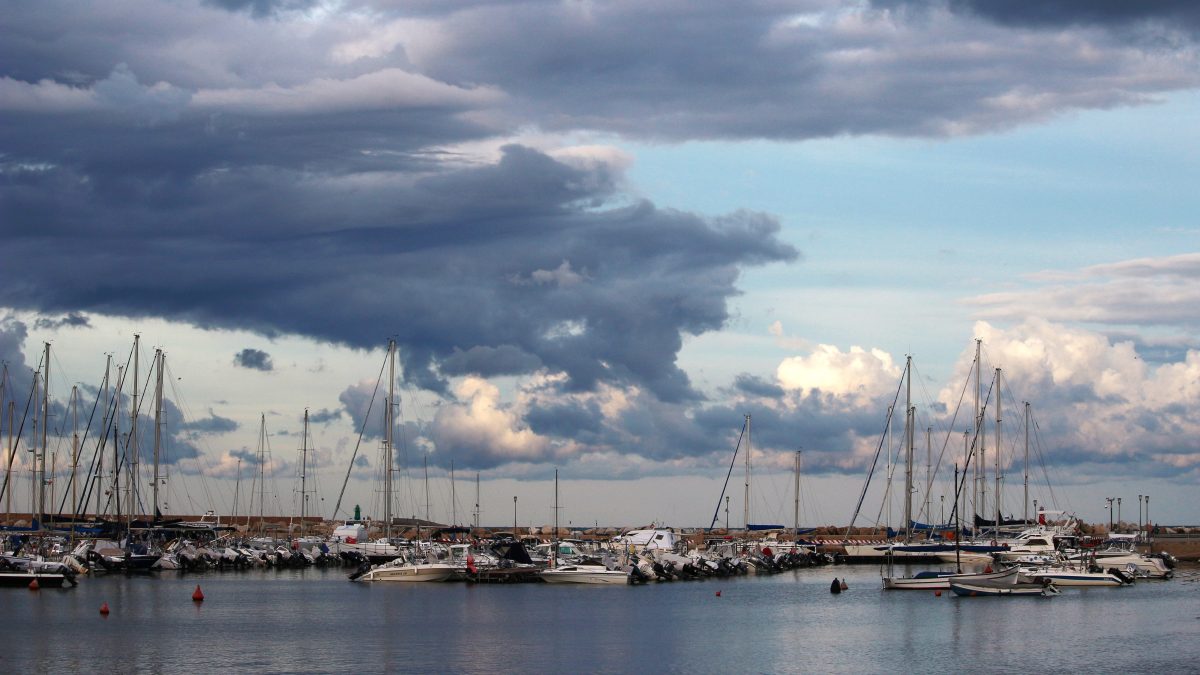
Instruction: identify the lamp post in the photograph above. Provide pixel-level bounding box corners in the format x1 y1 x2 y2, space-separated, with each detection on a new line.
1105 497 1114 532
513 496 517 533
1138 495 1144 544
1116 497 1122 532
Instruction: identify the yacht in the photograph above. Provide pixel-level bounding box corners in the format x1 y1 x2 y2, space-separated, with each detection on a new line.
539 563 632 585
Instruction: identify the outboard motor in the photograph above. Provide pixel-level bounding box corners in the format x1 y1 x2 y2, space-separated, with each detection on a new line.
348 561 373 581
628 565 650 585
1158 552 1177 570
1106 568 1136 585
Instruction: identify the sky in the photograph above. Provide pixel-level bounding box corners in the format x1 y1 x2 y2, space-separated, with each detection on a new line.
2 0 1198 530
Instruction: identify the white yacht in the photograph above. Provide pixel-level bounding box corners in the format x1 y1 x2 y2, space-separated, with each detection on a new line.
350 553 457 582
539 563 631 585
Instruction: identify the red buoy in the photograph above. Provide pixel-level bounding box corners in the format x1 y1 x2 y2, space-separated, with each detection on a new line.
715 590 722 597
100 602 110 615
28 578 39 591
934 590 942 597
192 585 205 602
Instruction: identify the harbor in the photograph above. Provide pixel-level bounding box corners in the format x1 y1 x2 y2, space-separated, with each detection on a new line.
5 559 1197 673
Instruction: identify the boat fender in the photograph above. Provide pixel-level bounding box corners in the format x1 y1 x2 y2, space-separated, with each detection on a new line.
830 578 841 594
839 579 848 591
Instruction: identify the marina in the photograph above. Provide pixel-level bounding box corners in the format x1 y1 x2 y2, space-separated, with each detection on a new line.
4 562 1196 673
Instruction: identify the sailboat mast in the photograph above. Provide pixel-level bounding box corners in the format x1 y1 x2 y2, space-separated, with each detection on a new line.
258 413 265 533
28 370 36 520
994 367 1002 533
130 335 139 519
153 349 164 519
474 472 480 530
451 459 456 527
40 342 50 526
925 426 932 528
71 385 79 525
973 339 982 525
793 449 801 532
743 413 751 531
385 339 395 539
1023 402 1030 523
960 430 968 538
300 408 309 539
553 468 559 567
96 356 110 519
423 455 429 524
233 458 241 522
113 365 123 522
903 355 913 541
6 400 12 524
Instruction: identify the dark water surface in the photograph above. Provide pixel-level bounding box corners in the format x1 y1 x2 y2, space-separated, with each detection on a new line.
4 564 1198 673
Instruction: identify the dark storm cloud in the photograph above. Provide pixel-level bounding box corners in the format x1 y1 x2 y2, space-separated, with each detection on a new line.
410 1 1199 140
936 1 1200 32
1 140 795 402
524 400 604 440
233 348 274 372
34 313 91 330
203 0 318 18
309 407 343 425
441 345 544 378
733 374 785 400
182 409 239 434
5 0 1200 483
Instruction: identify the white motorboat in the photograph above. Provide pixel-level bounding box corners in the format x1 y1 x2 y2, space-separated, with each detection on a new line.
1019 565 1133 587
884 565 1018 590
1063 536 1173 579
539 564 631 585
350 555 457 582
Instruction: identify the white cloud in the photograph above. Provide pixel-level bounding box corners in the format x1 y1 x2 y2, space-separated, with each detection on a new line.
776 343 901 401
431 376 550 462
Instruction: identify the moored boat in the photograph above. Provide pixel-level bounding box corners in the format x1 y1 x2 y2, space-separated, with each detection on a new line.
884 564 1018 590
950 577 1059 597
539 563 632 585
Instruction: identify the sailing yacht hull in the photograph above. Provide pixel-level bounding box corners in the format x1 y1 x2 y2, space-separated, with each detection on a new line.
884 566 1017 590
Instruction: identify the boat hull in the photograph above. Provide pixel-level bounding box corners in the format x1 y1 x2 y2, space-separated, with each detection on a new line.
884 566 1017 590
950 579 1057 597
539 566 630 585
356 564 457 582
0 572 72 588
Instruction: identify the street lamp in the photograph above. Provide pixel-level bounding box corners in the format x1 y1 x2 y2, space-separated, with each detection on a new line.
1138 495 1144 543
1117 497 1122 531
513 496 518 533
1105 497 1114 532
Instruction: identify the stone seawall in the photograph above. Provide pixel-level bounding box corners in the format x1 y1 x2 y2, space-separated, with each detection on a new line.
1141 536 1200 562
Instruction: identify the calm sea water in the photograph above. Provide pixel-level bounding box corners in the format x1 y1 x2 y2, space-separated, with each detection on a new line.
4 564 1198 674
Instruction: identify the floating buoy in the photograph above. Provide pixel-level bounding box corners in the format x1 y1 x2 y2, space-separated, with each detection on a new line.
192 585 204 602
28 578 39 591
830 578 842 594
840 579 848 591
715 590 722 597
934 590 942 597
99 602 110 615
